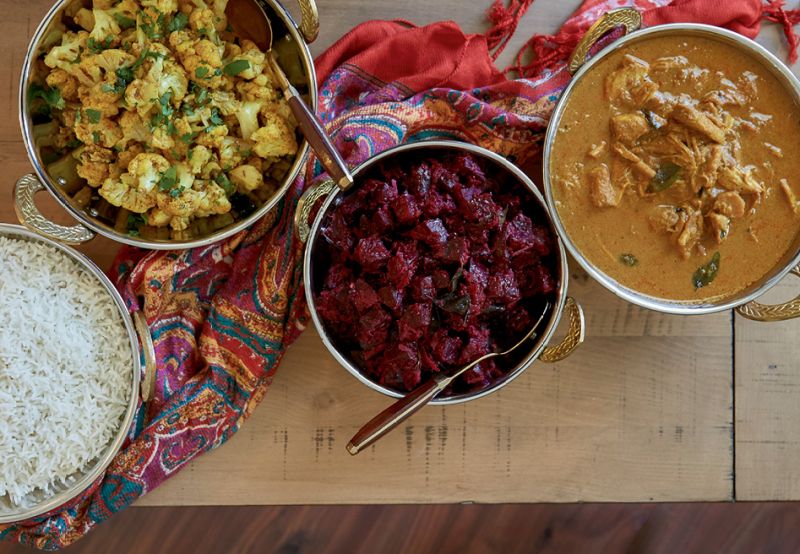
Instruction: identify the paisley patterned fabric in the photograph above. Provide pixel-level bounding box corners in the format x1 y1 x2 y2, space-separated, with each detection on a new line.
0 0 781 549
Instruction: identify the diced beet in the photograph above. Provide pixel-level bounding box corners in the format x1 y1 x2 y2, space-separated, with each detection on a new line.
467 193 503 230
378 343 421 390
355 236 390 272
409 219 449 247
433 236 469 265
453 152 485 180
398 302 432 342
353 279 380 313
321 211 354 252
459 325 491 365
407 162 431 196
369 205 394 234
387 241 418 289
506 306 532 334
430 329 462 365
487 268 521 304
323 263 352 291
410 275 435 302
391 193 421 225
378 286 404 314
431 164 458 190
375 179 398 204
356 305 391 350
432 269 451 290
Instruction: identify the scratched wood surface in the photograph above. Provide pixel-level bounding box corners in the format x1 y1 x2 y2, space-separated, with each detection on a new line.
0 0 796 503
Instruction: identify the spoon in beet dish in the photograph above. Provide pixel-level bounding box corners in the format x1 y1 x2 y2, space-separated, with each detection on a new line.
225 0 353 189
347 302 552 455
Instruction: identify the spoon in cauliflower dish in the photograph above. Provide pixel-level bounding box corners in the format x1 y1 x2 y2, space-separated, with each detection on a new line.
31 0 302 240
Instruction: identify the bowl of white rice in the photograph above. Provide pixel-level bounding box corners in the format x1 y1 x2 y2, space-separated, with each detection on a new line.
0 223 144 523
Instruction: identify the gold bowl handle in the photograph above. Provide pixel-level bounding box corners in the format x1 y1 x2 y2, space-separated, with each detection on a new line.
13 173 95 245
568 8 642 74
294 178 337 243
540 297 585 363
132 311 157 403
736 266 800 322
296 0 319 43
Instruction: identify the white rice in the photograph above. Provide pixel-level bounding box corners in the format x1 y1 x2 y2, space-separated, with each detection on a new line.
0 236 132 509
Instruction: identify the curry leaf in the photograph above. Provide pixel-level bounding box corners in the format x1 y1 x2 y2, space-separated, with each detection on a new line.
222 59 250 76
692 251 720 289
648 163 682 193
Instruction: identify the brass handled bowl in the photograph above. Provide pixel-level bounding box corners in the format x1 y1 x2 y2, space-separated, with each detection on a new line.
0 223 154 524
15 0 319 249
543 9 800 321
296 140 586 404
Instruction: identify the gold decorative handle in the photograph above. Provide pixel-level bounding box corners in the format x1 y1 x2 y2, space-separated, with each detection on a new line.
294 178 337 243
540 297 585 362
568 8 642 74
736 266 800 322
132 311 157 402
296 0 319 43
13 173 95 245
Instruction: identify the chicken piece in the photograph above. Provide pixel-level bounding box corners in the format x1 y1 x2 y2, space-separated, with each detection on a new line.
694 144 723 192
713 191 746 219
587 164 620 208
780 179 800 215
677 209 703 258
648 205 683 233
717 166 763 195
610 158 635 192
651 55 689 73
707 212 731 243
610 113 649 146
611 142 656 179
670 103 726 144
604 55 657 106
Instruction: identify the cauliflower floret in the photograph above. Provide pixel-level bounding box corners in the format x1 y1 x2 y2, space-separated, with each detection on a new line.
235 100 261 140
141 0 179 14
235 74 279 102
127 153 171 193
108 0 138 25
79 49 135 85
73 8 95 31
251 118 297 158
195 124 228 148
147 208 173 227
170 216 191 231
189 8 218 40
93 0 115 8
261 100 295 127
74 116 123 148
217 136 251 168
117 142 145 170
209 90 239 116
99 173 158 213
89 10 121 48
119 111 151 146
200 160 222 180
76 145 114 187
152 127 175 150
79 82 120 117
125 56 188 117
45 69 79 101
188 145 212 174
195 181 231 216
44 31 90 82
169 30 224 88
229 164 263 193
233 40 265 80
157 186 201 217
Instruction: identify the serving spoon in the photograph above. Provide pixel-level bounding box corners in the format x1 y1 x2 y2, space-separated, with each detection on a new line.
225 0 354 189
347 302 552 455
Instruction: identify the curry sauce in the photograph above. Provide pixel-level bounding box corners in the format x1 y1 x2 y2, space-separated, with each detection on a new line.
551 34 800 301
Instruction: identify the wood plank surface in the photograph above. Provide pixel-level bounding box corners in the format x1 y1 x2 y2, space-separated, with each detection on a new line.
0 0 795 505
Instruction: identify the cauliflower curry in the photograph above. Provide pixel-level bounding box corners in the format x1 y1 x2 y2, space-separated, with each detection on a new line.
550 35 800 301
29 0 301 240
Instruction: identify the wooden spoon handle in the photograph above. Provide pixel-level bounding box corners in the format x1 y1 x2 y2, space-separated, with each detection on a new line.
347 377 445 455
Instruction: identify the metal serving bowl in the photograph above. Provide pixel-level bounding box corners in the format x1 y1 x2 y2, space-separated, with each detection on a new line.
296 140 586 404
14 0 319 250
543 9 800 321
0 223 153 524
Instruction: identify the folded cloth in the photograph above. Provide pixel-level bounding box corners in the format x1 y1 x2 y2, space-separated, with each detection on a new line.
1 0 794 549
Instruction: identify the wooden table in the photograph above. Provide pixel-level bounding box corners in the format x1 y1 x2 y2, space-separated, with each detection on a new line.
3 0 800 504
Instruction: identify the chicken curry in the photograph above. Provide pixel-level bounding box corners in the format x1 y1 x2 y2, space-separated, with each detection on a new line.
550 34 800 301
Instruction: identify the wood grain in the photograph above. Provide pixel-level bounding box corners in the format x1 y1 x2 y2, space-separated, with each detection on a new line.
0 0 796 505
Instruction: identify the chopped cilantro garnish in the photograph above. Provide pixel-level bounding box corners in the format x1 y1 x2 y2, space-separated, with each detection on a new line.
28 84 65 115
196 88 209 105
222 60 250 76
114 13 136 29
92 131 101 144
209 108 223 126
214 172 235 196
74 109 81 123
69 46 83 64
157 166 178 191
180 132 198 144
85 109 102 124
195 66 209 79
126 213 145 235
169 187 182 198
166 12 189 33
87 36 113 53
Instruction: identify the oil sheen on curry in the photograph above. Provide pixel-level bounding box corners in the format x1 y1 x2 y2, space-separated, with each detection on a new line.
550 35 800 301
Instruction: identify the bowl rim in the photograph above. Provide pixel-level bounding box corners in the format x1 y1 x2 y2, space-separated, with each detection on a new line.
303 140 570 404
18 0 316 250
0 223 141 524
543 22 800 315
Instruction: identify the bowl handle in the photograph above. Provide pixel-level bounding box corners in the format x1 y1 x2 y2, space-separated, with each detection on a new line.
132 311 157 402
540 297 586 363
568 8 642 74
736 265 800 322
14 173 95 245
294 178 337 243
295 0 319 43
